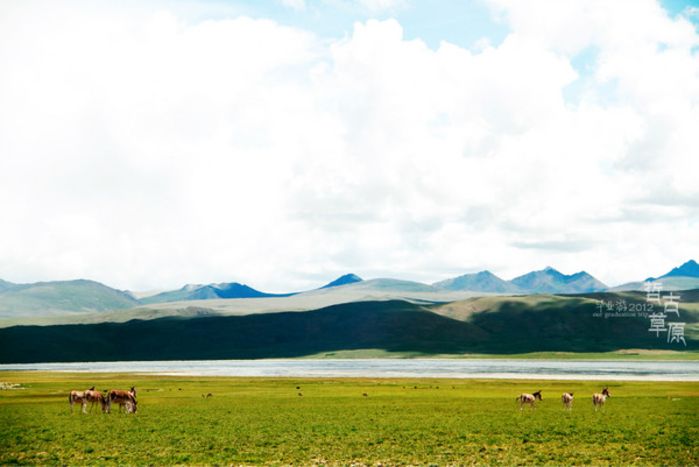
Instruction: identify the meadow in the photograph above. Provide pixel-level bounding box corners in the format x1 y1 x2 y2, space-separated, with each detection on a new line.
0 372 698 465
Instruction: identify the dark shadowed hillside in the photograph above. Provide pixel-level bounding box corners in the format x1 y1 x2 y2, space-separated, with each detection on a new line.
1 293 696 363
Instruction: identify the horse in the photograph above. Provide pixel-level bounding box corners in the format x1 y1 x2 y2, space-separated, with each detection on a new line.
561 392 574 410
68 390 88 414
84 386 106 413
516 390 542 410
592 387 610 410
105 386 137 414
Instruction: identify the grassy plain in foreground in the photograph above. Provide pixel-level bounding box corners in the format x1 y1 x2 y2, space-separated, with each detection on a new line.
0 372 697 465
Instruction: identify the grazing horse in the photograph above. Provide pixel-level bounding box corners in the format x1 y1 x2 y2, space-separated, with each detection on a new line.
105 386 137 414
516 390 542 410
68 390 88 414
592 387 610 410
561 392 574 410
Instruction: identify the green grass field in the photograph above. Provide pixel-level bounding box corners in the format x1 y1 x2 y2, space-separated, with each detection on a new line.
1 372 698 465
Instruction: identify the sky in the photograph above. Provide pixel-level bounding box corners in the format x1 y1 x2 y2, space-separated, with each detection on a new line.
0 0 698 292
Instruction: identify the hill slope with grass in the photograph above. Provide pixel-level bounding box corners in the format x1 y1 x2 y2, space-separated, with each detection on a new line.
0 279 139 317
1 291 697 362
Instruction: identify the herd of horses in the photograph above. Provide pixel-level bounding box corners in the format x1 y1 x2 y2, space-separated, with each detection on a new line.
67 385 611 415
68 386 137 414
516 387 611 410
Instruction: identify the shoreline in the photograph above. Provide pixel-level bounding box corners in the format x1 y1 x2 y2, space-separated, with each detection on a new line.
3 358 698 382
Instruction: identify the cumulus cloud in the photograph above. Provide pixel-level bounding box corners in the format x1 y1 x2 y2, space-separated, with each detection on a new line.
0 0 697 291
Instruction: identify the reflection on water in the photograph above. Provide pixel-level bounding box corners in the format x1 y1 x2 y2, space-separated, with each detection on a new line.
1 359 698 381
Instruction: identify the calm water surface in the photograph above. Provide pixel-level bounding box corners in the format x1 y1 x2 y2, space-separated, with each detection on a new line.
2 359 698 381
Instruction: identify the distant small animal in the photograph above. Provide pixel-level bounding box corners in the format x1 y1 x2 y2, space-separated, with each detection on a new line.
561 392 574 410
362 393 368 397
296 386 300 390
298 393 303 397
593 387 610 410
517 390 543 410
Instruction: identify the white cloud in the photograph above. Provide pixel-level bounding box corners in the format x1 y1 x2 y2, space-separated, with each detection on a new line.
0 0 697 291
280 0 306 11
356 0 406 13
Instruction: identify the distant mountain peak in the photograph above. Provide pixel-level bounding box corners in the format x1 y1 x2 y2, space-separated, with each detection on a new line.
569 270 593 280
661 259 699 278
511 267 606 294
320 274 363 289
475 270 496 277
433 270 521 293
541 266 565 277
142 280 287 304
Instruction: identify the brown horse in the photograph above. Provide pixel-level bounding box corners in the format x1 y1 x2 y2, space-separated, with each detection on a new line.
83 386 107 413
105 386 137 414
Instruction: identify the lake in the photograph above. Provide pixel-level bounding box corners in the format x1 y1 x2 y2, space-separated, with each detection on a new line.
2 359 699 381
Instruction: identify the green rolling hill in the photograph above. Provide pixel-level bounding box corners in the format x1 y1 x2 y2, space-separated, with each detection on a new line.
0 279 139 317
1 292 696 363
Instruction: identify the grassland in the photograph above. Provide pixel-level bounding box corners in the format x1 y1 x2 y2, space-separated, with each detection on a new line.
1 372 697 465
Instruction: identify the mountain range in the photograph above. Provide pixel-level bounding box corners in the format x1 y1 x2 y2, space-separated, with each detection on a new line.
1 260 698 318
432 267 608 294
611 260 699 292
